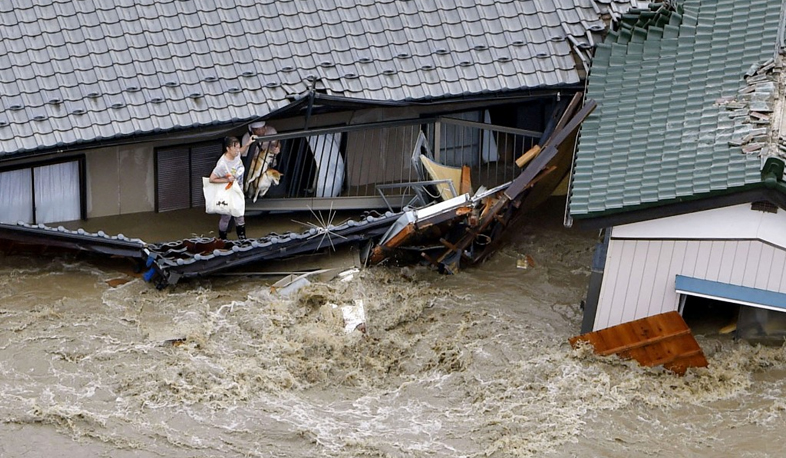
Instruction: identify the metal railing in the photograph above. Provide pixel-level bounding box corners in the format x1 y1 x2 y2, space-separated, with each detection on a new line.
244 116 542 211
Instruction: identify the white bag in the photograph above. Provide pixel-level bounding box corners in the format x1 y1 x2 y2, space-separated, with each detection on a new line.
202 177 245 217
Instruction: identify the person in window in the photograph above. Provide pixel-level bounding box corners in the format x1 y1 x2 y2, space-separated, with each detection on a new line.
209 136 253 239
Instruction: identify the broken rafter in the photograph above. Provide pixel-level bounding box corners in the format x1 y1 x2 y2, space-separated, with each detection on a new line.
368 222 416 264
428 98 596 274
470 165 558 265
549 92 584 139
507 99 597 200
515 92 583 169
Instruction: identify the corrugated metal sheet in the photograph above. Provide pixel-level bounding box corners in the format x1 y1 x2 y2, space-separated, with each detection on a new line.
0 0 650 158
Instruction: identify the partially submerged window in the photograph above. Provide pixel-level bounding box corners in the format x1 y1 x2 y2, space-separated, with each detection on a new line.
0 158 84 224
736 307 786 344
676 275 786 344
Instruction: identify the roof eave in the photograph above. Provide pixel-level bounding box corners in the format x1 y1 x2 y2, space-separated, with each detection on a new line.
569 183 773 230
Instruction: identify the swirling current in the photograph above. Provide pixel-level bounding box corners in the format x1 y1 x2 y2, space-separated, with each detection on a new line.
1 201 785 457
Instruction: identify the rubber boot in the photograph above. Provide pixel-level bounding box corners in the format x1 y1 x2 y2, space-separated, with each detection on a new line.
218 230 228 240
236 225 247 240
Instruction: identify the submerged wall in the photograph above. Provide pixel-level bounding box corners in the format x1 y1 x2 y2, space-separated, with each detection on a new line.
594 204 786 331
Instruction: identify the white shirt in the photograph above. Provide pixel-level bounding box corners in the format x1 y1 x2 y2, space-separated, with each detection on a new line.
212 153 245 185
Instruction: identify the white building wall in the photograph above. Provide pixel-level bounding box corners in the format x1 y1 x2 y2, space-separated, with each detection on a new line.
593 204 786 331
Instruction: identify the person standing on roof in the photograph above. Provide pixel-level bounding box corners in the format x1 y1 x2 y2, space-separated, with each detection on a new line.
209 135 253 240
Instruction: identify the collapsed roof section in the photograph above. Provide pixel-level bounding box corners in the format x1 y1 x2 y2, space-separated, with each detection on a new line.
569 0 784 224
0 0 649 158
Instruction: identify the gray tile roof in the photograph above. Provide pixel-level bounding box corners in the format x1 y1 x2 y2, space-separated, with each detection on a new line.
569 0 782 219
0 0 647 157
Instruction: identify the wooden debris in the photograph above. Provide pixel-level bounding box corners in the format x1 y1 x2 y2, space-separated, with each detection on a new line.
106 277 133 288
163 338 187 347
515 145 541 168
360 96 597 276
516 254 535 269
459 165 472 195
369 223 416 264
719 318 737 334
569 311 708 375
515 92 582 169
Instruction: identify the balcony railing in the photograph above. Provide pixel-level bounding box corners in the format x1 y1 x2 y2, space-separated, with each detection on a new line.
244 117 542 212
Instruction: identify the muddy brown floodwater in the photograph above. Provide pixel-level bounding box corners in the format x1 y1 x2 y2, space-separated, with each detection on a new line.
1 197 786 457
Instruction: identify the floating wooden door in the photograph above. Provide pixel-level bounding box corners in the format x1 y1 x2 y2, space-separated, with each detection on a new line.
569 311 708 375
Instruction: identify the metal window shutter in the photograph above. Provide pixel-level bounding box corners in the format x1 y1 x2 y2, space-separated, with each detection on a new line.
156 147 190 212
190 143 221 208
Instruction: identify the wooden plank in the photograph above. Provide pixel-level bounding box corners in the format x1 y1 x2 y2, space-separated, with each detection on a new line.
460 165 472 195
569 311 708 375
545 92 583 147
515 145 541 168
369 223 416 264
382 223 416 248
593 328 691 356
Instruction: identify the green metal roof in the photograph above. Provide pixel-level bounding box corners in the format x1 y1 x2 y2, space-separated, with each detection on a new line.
569 0 783 219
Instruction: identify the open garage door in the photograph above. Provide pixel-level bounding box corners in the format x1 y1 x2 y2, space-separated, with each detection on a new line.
676 275 786 343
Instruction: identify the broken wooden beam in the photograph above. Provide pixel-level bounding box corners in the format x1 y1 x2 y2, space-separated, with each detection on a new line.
506 99 596 200
469 166 558 265
369 223 416 264
546 92 584 147
515 92 583 169
515 145 541 168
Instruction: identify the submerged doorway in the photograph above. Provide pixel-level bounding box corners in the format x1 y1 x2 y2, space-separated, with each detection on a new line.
680 295 739 336
680 295 786 344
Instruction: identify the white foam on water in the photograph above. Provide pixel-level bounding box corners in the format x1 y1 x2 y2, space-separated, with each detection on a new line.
4 227 786 457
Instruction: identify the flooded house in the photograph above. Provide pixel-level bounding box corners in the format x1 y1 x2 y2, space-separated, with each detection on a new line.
0 1 649 283
568 0 786 361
